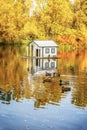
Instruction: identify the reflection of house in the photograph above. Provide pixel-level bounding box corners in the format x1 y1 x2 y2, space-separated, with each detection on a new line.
31 59 57 72
27 40 58 72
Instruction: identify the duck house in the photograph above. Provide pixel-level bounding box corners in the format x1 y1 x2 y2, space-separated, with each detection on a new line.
27 40 58 70
28 40 58 58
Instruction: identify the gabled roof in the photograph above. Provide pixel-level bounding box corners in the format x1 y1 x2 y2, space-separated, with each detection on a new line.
29 40 58 47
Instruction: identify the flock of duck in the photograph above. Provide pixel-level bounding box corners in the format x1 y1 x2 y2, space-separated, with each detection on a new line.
43 72 71 93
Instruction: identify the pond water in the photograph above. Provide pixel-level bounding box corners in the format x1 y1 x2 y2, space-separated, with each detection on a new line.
0 46 87 130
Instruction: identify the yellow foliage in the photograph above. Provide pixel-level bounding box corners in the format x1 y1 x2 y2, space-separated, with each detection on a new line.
0 0 87 48
0 0 32 44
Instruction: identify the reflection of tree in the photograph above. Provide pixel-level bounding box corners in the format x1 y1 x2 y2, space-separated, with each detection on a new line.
31 78 63 108
72 75 87 108
0 46 66 106
1 46 86 108
58 49 87 108
0 90 12 104
0 46 31 102
58 49 87 75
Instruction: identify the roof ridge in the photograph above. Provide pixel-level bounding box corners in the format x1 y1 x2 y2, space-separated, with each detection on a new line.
29 40 58 47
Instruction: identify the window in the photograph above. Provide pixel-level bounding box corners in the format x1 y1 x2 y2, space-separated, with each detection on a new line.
45 62 49 68
45 48 49 53
51 48 55 53
51 62 55 68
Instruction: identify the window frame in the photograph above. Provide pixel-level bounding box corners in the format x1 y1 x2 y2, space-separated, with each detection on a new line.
45 48 50 53
51 62 55 68
51 48 55 53
45 62 49 68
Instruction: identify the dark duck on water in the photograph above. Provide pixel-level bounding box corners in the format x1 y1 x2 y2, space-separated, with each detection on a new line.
61 86 71 93
43 77 52 83
45 72 60 77
52 72 60 77
59 79 69 86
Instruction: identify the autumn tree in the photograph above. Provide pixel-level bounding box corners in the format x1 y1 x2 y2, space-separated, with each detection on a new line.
33 0 73 39
71 0 87 47
0 0 87 48
0 0 33 44
73 0 87 31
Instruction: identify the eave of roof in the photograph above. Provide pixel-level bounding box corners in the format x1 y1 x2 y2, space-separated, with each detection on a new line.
29 40 58 47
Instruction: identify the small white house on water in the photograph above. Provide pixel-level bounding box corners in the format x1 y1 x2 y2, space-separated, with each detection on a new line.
28 40 58 58
27 40 58 71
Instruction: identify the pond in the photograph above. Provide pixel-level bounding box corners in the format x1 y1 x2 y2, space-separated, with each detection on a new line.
0 46 87 130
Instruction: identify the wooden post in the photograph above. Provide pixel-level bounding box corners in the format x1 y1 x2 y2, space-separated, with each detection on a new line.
26 46 29 69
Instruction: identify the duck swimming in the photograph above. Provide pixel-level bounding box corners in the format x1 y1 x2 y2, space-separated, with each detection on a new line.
43 77 52 83
45 72 51 76
46 72 60 77
61 86 71 93
52 72 60 77
59 79 69 85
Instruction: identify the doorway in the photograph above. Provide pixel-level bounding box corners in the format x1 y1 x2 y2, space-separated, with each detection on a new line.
36 49 40 57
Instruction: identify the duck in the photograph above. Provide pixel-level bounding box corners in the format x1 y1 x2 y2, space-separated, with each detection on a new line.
46 72 60 77
61 86 71 93
59 79 69 86
52 72 60 77
45 72 51 76
43 77 52 83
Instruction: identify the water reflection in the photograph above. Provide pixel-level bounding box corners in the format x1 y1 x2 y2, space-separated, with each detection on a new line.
0 89 12 104
0 46 87 130
0 46 87 109
27 58 58 75
27 58 72 108
31 78 63 108
59 49 87 108
0 46 30 103
59 49 87 74
71 74 87 108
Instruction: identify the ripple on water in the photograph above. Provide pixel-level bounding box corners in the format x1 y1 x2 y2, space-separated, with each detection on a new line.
0 128 3 130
